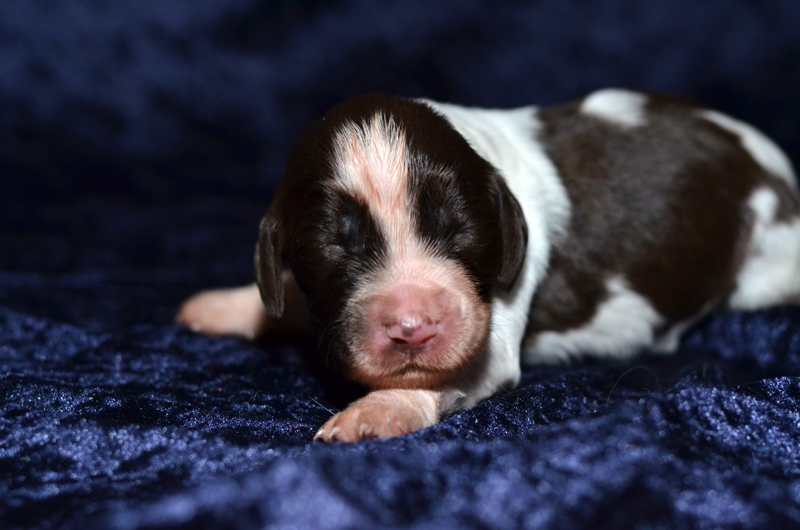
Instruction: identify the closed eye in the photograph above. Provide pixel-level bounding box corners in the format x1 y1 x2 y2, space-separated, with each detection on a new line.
414 188 468 254
327 192 387 265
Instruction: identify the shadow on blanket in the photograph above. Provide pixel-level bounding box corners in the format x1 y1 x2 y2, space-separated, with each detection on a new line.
2 1 800 529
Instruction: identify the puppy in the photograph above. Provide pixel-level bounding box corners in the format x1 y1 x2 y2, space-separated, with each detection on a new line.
178 89 800 442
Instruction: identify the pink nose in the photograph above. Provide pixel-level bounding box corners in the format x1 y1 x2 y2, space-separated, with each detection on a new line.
386 318 438 351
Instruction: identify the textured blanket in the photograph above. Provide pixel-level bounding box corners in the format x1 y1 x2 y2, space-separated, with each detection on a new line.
2 1 800 529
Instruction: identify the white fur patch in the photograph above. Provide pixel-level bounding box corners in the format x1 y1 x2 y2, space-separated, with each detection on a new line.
420 99 571 405
524 277 664 362
332 114 422 259
580 89 648 127
699 110 797 188
331 113 457 271
729 188 800 309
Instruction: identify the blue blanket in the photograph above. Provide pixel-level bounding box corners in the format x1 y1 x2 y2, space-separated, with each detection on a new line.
2 2 800 528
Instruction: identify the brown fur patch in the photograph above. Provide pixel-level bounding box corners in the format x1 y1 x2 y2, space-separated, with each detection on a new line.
528 94 773 340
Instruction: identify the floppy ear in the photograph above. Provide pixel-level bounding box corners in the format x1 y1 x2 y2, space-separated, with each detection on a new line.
254 213 285 318
492 176 528 291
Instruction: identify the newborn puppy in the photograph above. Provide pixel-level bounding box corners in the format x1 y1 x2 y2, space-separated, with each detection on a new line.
178 89 800 442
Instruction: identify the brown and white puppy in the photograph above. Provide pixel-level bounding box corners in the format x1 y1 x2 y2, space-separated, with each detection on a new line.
178 89 800 442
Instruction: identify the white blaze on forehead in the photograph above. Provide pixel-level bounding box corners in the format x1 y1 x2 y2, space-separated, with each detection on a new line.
580 88 648 127
333 113 407 205
699 109 797 188
332 113 427 261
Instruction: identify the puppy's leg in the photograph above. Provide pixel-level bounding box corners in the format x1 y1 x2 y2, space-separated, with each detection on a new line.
313 389 464 442
176 271 311 338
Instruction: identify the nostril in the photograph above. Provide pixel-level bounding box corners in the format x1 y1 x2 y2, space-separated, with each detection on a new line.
386 319 438 350
390 336 410 346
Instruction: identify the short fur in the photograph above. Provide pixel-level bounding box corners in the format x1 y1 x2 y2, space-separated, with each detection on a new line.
178 89 800 442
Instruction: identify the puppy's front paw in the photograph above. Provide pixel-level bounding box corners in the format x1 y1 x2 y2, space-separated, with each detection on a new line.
313 390 440 443
314 403 420 442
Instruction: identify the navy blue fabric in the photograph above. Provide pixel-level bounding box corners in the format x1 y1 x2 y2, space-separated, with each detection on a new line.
2 1 800 528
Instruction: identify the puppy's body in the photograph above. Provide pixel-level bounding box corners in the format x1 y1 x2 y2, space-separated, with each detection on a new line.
178 89 800 442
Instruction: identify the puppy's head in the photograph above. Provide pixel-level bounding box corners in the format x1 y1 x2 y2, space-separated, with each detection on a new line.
256 95 527 389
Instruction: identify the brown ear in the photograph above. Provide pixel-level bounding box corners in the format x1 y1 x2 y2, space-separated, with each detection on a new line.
493 175 528 291
254 213 285 318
